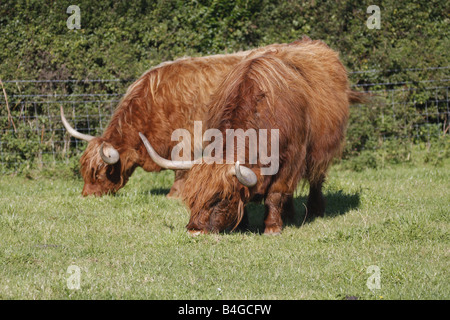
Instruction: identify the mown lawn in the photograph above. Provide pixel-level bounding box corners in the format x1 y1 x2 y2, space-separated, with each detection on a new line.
0 160 448 300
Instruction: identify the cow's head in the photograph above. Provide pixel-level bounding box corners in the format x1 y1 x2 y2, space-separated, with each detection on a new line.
139 132 259 233
61 106 132 196
182 162 259 234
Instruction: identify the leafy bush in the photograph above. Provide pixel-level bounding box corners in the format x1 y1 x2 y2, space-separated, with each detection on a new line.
0 0 448 172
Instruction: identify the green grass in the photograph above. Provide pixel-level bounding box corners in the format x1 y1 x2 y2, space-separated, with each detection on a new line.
0 159 449 300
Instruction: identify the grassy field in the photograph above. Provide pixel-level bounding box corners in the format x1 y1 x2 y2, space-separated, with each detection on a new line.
0 159 448 300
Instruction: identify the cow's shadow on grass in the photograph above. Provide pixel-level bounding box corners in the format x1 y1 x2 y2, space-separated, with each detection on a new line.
123 184 359 234
244 190 360 234
146 187 171 196
116 187 171 197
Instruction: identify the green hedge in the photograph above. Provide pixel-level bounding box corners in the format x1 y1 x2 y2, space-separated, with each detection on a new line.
0 0 448 173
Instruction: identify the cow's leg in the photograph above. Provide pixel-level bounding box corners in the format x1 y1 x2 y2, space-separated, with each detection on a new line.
167 170 187 199
282 194 295 223
263 192 293 235
306 174 325 219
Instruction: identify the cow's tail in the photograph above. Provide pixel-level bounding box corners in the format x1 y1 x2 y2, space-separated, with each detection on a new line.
348 90 369 105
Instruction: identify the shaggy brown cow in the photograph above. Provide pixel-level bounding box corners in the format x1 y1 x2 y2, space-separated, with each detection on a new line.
61 47 278 197
140 38 365 235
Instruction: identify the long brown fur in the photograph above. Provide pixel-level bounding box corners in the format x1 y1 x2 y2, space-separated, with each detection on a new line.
79 45 288 196
182 37 362 234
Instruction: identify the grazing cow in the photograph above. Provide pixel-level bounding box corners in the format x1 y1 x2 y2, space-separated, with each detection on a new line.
140 37 365 234
61 46 284 197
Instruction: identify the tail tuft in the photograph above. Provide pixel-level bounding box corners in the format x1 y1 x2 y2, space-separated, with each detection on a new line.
348 90 368 104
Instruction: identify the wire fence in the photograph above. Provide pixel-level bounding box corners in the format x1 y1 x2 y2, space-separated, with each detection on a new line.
0 67 449 173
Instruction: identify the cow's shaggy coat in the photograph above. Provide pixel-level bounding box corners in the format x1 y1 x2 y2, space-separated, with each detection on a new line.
77 51 252 196
73 43 299 197
181 38 364 234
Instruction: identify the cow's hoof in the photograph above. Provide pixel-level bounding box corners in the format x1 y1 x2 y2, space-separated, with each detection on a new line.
166 192 180 199
263 226 282 236
188 229 207 236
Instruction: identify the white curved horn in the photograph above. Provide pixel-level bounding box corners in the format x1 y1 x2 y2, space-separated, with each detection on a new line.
60 106 95 141
233 161 257 187
99 142 120 165
139 132 194 170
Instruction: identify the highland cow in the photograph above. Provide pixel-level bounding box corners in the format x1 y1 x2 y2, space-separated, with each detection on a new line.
140 38 365 235
61 44 288 197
